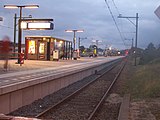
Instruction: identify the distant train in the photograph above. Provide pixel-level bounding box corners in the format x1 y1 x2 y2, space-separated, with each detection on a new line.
104 48 121 57
87 45 98 57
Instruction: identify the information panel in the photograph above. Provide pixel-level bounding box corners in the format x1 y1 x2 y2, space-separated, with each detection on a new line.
28 40 35 54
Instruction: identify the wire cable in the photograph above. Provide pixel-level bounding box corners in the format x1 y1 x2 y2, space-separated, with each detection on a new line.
111 0 120 15
0 24 14 29
104 0 126 48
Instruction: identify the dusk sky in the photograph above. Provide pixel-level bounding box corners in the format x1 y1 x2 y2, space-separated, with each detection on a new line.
0 0 160 50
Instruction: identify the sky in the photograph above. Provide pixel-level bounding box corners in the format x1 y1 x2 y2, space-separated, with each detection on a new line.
0 0 160 50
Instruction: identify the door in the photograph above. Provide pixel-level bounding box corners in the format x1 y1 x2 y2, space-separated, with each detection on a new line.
38 41 46 60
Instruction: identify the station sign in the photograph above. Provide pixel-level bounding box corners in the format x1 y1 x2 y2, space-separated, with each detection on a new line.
21 19 54 30
155 5 160 19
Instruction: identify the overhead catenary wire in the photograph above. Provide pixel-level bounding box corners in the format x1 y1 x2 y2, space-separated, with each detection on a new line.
105 0 126 46
111 0 125 37
111 0 136 44
104 0 127 48
0 24 14 29
111 0 120 15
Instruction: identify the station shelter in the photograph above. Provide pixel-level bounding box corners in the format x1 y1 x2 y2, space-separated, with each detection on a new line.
25 36 72 60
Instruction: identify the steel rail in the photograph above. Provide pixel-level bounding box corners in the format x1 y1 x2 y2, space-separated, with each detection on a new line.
35 60 121 118
87 59 127 120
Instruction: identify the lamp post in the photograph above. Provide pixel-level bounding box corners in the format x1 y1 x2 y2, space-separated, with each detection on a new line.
125 38 134 56
78 37 87 49
125 38 134 48
118 13 139 66
13 13 32 56
4 5 39 64
65 30 84 51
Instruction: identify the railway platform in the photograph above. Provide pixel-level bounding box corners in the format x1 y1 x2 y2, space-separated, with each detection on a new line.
0 56 124 117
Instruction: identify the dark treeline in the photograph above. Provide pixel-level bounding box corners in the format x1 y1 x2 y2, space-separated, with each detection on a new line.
139 43 160 65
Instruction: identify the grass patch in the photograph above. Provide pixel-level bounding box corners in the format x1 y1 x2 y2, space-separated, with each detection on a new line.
128 58 160 99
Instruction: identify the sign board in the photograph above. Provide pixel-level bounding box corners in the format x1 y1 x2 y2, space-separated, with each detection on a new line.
53 50 59 60
21 19 54 30
21 22 53 30
28 22 53 30
39 43 45 54
28 40 35 54
155 5 160 19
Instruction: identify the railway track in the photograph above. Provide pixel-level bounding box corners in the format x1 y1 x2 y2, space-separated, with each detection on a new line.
36 58 127 120
88 59 126 120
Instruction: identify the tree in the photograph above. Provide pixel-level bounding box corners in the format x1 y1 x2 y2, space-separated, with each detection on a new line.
146 42 156 51
157 44 160 51
139 42 159 65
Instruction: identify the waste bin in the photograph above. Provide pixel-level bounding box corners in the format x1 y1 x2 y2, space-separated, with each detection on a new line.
53 50 59 61
73 51 78 60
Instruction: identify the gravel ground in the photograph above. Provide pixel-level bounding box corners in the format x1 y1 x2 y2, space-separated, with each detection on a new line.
147 99 160 120
93 94 122 120
92 61 125 120
43 79 112 119
110 58 160 120
39 60 124 120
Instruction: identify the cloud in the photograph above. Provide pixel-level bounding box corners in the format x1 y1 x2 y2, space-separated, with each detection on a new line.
1 0 160 50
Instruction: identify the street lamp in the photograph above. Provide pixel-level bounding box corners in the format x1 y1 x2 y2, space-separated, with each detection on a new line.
13 13 32 56
118 13 139 66
65 30 84 51
4 5 39 64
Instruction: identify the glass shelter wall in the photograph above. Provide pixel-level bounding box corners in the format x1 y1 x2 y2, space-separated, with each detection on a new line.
25 36 72 60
